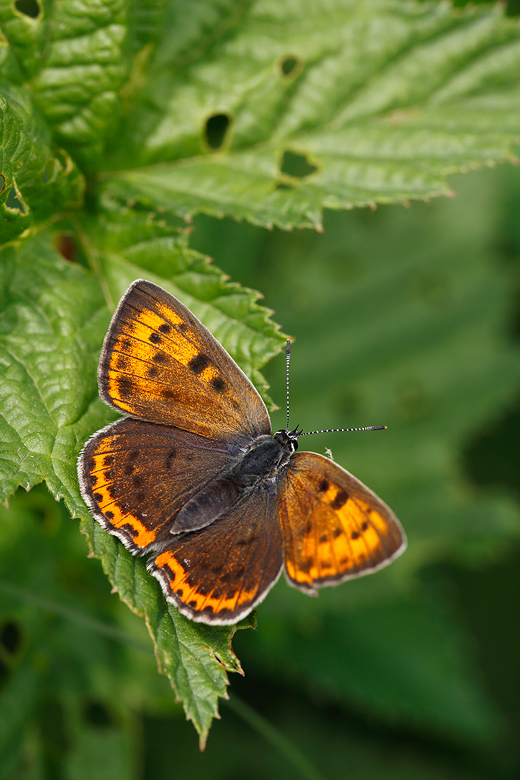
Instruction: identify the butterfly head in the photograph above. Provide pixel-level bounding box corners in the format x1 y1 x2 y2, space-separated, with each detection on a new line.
273 427 301 454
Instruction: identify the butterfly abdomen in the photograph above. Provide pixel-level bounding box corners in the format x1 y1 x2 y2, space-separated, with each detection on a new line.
172 436 290 535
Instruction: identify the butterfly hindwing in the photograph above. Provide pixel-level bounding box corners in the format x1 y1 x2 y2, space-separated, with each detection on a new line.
150 489 284 625
98 280 271 443
79 418 238 554
279 452 406 593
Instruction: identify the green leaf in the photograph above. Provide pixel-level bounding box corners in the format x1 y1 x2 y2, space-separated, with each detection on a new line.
101 1 520 228
0 223 283 744
0 0 130 170
0 84 84 243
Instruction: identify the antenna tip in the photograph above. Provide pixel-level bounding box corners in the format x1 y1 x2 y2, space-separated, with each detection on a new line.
286 340 291 355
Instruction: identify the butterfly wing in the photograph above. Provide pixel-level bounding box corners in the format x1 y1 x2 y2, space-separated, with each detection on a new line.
279 452 406 593
150 489 284 624
78 418 239 554
98 280 271 443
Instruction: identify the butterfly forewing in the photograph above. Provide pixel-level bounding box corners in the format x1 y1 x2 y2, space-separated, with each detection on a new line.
279 452 406 593
99 280 271 443
150 490 284 625
80 419 238 554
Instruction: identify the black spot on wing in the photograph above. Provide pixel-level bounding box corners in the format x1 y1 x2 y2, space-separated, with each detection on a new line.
116 375 133 398
189 353 210 374
158 323 171 334
210 376 227 393
115 356 128 371
161 388 177 400
331 490 348 510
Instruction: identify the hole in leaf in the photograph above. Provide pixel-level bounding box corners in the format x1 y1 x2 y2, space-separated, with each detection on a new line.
204 113 230 150
279 55 302 79
83 700 113 728
54 233 77 262
0 620 22 657
0 174 5 194
5 184 28 214
14 0 40 18
280 151 317 179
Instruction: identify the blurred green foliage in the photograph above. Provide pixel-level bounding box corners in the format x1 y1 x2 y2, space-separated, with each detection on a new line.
1 0 520 777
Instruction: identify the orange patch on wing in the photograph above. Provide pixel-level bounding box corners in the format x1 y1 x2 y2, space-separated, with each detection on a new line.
88 449 157 549
281 473 399 587
154 550 256 616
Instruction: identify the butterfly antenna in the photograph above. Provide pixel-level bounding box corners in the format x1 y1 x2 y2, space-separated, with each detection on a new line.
297 425 387 437
285 340 291 433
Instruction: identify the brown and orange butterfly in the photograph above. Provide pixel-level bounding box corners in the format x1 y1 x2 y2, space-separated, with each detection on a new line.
78 280 406 625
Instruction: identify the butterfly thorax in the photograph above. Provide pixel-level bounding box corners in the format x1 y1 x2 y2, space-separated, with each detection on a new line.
171 433 294 535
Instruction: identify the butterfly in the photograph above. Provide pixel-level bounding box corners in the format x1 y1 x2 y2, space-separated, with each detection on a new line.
78 280 406 625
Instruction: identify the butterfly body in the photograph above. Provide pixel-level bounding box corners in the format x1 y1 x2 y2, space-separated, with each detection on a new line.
79 280 406 625
174 431 295 533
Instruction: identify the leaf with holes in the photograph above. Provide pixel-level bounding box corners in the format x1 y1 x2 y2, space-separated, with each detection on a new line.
0 0 130 171
100 0 520 228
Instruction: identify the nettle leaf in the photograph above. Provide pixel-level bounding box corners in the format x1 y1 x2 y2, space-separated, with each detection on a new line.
101 0 520 228
0 84 84 243
0 0 130 171
0 224 282 743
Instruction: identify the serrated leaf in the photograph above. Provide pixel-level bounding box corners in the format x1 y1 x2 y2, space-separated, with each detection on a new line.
0 0 130 170
101 0 520 228
0 84 84 243
0 225 283 743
